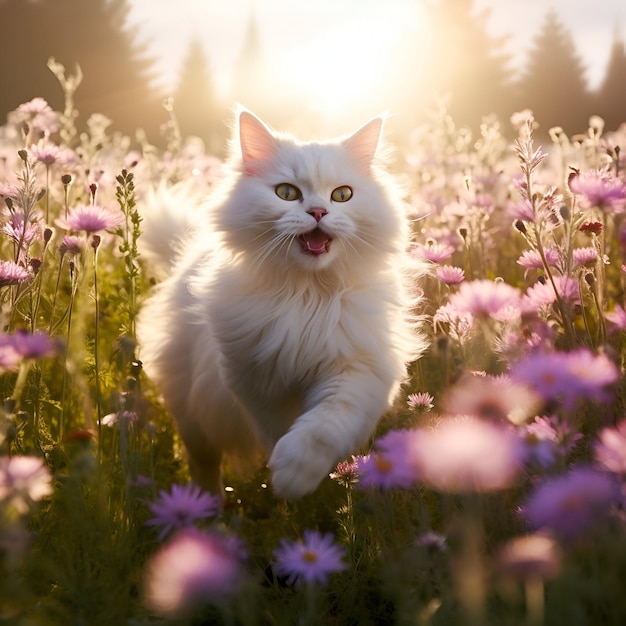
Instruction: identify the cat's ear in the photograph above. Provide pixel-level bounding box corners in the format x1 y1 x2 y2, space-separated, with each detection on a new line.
238 110 277 174
343 118 383 172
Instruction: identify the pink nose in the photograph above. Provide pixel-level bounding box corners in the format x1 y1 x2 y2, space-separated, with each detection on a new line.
307 207 327 222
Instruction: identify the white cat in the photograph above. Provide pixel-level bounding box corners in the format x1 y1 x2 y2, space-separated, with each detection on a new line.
137 110 425 498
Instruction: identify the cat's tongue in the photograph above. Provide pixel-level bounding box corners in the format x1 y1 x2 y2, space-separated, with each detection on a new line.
298 228 332 255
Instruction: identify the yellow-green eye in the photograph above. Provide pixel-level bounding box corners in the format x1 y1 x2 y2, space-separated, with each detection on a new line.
331 186 353 202
275 183 301 201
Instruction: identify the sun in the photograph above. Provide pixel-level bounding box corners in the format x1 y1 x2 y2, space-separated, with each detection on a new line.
270 3 426 119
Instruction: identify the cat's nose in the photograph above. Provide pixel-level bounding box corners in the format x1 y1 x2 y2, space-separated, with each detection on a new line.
307 207 327 223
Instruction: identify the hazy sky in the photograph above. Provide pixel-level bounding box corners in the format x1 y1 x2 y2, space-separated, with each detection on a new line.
128 0 625 97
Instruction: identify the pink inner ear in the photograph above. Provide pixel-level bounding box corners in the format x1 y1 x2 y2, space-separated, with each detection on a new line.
344 118 383 171
239 111 277 173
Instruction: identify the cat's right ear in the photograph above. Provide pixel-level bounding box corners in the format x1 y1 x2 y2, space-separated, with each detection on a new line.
238 111 277 175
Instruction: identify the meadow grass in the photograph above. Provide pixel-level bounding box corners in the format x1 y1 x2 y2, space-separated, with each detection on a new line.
1 73 626 625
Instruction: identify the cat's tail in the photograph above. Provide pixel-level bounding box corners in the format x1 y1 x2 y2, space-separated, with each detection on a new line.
138 182 203 279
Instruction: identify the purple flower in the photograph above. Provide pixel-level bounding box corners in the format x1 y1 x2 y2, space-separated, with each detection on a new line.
273 529 347 586
569 168 626 213
59 203 125 233
511 349 618 409
595 420 626 474
0 455 53 514
0 330 57 360
435 264 465 285
410 416 524 493
449 279 522 317
144 528 245 617
356 430 418 490
523 466 619 539
0 261 30 287
145 483 221 541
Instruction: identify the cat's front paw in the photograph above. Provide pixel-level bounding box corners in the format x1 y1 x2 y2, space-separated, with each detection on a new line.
268 427 337 498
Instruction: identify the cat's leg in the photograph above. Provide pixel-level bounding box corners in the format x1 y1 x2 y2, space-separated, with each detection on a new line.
177 417 224 495
268 366 396 498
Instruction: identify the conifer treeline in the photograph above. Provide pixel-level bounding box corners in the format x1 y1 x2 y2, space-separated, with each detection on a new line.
0 0 624 149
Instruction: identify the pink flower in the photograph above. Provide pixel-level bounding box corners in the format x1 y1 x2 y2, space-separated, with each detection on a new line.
496 533 561 580
59 235 84 257
410 416 523 493
2 212 42 248
448 279 522 317
273 530 346 586
517 248 559 270
443 374 540 424
521 415 583 468
407 392 434 411
572 246 598 268
144 528 245 617
329 456 361 487
436 264 465 285
595 420 626 474
413 241 456 263
0 261 30 287
523 276 580 311
0 455 53 514
9 97 60 135
604 305 626 331
433 302 474 343
30 141 62 166
59 203 125 233
569 168 626 213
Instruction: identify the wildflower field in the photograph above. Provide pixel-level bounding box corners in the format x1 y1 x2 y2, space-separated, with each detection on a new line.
3 67 626 626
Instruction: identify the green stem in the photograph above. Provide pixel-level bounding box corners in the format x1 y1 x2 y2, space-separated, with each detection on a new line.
93 244 102 463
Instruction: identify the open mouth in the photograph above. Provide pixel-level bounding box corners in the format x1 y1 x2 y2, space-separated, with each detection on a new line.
297 227 333 255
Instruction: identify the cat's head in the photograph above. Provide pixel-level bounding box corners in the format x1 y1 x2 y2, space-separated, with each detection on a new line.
218 109 406 274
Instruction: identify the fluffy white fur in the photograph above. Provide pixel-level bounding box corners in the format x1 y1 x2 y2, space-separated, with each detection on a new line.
137 110 425 498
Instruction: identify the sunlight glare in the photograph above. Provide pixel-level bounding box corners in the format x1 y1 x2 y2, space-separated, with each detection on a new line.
274 3 425 117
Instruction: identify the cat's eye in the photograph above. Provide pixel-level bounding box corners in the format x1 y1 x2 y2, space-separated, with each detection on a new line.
275 183 302 201
331 186 353 202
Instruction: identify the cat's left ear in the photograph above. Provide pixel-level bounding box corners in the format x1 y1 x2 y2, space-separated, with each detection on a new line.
343 118 383 172
239 110 277 175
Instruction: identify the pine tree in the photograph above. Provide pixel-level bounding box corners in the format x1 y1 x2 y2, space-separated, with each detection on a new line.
171 38 225 154
595 26 626 132
0 0 163 140
516 9 591 136
403 0 514 130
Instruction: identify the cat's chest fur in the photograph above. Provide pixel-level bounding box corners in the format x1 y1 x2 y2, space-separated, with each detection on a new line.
206 268 376 395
